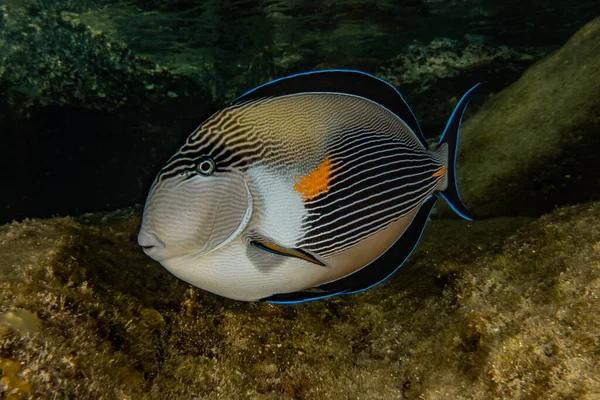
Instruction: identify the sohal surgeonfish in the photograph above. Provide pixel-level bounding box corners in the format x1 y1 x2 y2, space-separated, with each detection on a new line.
138 70 479 303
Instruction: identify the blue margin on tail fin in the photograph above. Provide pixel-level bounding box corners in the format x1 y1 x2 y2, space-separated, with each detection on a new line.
437 83 480 221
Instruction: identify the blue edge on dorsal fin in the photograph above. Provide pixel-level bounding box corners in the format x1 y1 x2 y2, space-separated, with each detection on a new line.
255 71 481 304
234 69 427 148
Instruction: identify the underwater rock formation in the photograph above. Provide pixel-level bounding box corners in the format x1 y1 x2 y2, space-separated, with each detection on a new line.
455 16 600 218
1 201 599 399
0 0 210 115
376 37 541 134
0 0 212 224
2 0 599 224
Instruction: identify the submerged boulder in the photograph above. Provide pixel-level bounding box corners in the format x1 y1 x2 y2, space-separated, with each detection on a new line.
376 37 541 135
455 16 600 218
1 201 598 399
0 0 212 224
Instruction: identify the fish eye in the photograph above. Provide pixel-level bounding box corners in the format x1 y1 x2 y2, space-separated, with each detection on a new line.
196 157 216 176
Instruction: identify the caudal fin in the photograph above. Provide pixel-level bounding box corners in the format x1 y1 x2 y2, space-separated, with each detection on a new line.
437 84 480 221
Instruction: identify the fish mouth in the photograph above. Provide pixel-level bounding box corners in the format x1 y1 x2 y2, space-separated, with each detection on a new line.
194 179 254 260
138 231 167 260
138 231 165 250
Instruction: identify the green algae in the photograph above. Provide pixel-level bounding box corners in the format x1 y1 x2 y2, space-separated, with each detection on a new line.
0 309 41 335
0 201 598 399
0 357 32 400
0 0 206 114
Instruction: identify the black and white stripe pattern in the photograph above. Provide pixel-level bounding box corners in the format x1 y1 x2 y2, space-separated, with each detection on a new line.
298 123 444 257
151 91 445 258
154 95 328 186
155 100 271 183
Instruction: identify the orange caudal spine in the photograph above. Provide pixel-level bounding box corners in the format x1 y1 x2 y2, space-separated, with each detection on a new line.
432 166 446 177
294 155 335 201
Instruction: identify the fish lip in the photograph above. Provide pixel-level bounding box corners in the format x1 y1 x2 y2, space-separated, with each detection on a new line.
138 231 165 247
141 246 164 261
138 231 167 259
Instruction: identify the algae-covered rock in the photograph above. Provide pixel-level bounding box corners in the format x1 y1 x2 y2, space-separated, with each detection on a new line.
0 0 206 114
0 0 213 224
2 0 598 224
455 15 600 218
1 201 599 399
377 37 541 134
0 357 32 400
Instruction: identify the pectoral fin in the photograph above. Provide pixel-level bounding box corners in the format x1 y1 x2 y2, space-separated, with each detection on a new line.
250 240 326 267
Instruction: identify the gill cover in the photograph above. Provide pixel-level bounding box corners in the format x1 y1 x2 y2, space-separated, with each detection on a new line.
140 170 252 261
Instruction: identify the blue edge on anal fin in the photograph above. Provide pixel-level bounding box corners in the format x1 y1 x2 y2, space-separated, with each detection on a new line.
262 195 439 304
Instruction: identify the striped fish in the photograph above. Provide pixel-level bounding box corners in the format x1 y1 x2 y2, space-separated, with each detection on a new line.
138 70 478 303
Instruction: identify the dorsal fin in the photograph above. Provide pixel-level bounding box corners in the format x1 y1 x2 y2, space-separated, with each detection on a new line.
233 69 426 146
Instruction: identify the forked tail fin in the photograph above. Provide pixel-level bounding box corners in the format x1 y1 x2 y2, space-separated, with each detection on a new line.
437 84 480 220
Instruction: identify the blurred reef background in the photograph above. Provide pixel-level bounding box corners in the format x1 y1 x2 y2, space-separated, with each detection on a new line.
2 0 600 222
1 0 600 399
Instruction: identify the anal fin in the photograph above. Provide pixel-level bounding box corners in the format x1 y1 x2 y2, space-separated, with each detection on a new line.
262 194 439 304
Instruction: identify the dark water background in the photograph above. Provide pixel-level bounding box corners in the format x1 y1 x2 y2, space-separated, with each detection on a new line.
2 0 600 223
88 0 599 86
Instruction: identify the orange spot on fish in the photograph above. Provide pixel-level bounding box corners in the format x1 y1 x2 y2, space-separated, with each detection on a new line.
432 166 446 177
294 155 335 202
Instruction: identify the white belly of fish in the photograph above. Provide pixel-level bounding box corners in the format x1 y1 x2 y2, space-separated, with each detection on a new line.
160 239 326 301
160 206 420 301
159 159 425 300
